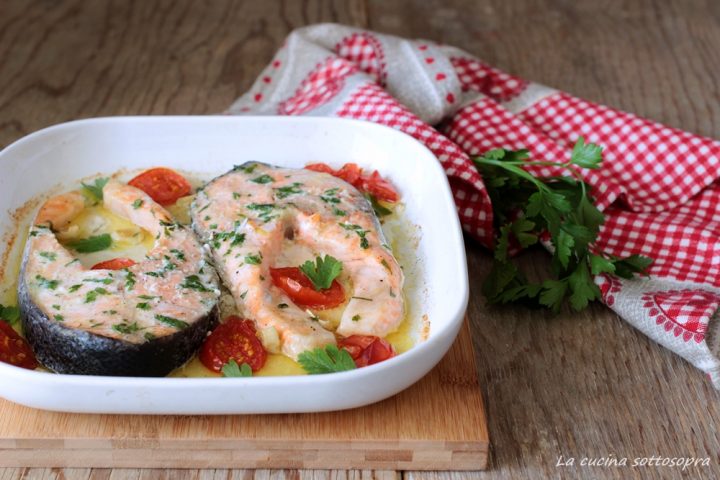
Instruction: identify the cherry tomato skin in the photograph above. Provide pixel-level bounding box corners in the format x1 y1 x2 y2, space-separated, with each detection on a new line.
200 316 267 373
269 267 345 310
338 335 396 368
0 322 38 370
336 163 364 189
363 170 399 202
305 163 336 175
91 258 137 270
305 163 398 202
128 168 192 205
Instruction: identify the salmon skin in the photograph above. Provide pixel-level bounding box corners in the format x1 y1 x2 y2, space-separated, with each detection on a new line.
190 162 405 360
18 180 221 377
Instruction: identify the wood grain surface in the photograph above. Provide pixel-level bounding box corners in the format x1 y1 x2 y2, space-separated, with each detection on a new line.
0 318 487 471
1 0 720 478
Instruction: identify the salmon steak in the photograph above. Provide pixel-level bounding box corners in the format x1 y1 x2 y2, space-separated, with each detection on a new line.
17 180 221 376
190 162 405 360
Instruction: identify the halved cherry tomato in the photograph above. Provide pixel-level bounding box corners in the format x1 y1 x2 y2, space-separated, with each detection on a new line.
128 167 192 205
199 316 267 373
0 322 38 370
338 335 396 368
269 267 345 310
91 258 137 270
305 163 399 203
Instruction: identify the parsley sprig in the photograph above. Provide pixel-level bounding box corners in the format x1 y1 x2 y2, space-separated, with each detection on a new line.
299 255 342 290
66 234 112 253
473 137 652 312
81 177 109 201
221 359 253 377
298 344 356 374
0 304 20 325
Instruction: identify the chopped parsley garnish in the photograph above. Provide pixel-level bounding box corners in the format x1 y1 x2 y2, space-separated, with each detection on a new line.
155 314 189 329
132 199 144 209
145 271 165 278
136 302 151 310
181 275 212 292
222 359 253 377
83 278 113 285
113 322 141 335
275 182 304 199
66 234 112 253
247 203 277 223
162 256 177 271
209 224 218 230
52 304 61 310
240 290 248 300
144 332 156 341
64 258 80 267
170 249 185 261
234 163 258 174
352 314 361 322
245 253 263 265
250 174 274 184
299 255 342 290
85 288 109 303
233 192 241 200
54 314 64 322
138 294 158 300
278 303 289 309
320 188 341 204
339 223 370 249
298 345 356 374
332 207 346 216
35 275 59 290
380 259 391 272
0 304 20 325
69 284 82 293
39 251 57 261
124 270 136 290
211 230 246 250
81 177 109 201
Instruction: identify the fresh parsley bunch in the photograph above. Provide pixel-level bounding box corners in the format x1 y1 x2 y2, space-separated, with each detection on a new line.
473 137 652 312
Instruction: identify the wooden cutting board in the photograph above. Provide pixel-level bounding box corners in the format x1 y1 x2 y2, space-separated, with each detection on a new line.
0 317 488 471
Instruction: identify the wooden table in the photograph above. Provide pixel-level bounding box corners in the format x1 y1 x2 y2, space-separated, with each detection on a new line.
2 0 719 478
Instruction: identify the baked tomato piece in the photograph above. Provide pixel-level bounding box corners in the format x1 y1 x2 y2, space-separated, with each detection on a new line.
200 316 267 373
305 163 398 203
0 322 38 370
128 168 192 205
91 258 136 270
269 267 345 310
338 335 396 368
305 163 336 175
362 170 399 202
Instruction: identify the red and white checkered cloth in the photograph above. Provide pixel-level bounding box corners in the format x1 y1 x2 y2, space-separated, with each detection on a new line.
228 24 720 388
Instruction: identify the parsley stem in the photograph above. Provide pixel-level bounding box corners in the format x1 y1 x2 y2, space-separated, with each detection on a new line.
472 158 550 192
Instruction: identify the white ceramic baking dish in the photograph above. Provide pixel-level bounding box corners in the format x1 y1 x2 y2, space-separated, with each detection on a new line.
0 116 468 414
